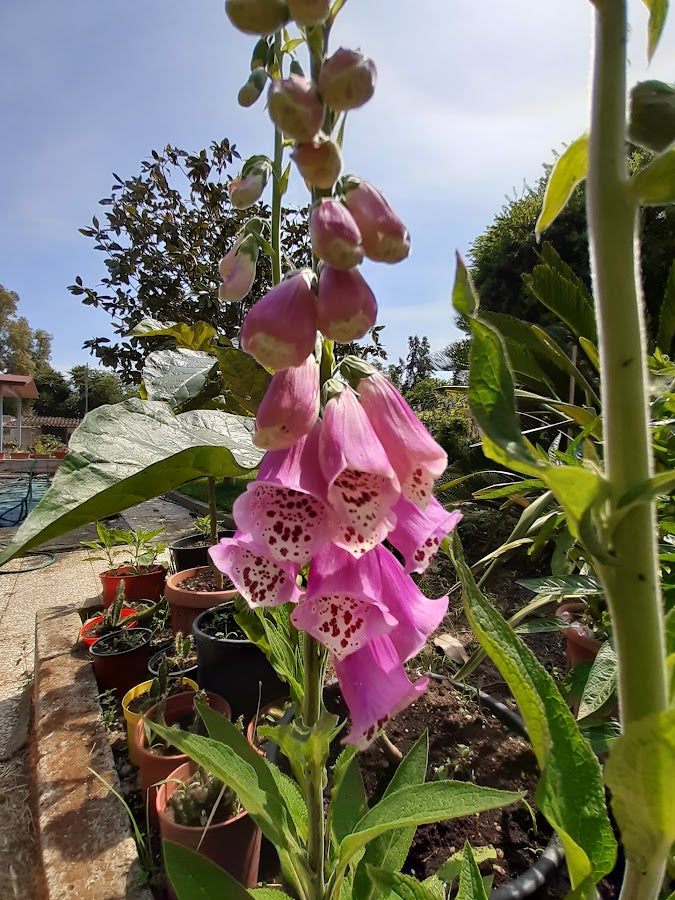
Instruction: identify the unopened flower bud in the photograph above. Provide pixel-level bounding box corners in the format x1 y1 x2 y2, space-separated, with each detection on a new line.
292 136 342 189
228 158 271 208
289 59 305 78
310 199 363 270
250 37 269 70
318 48 376 111
254 353 320 450
343 177 410 263
238 68 268 108
317 266 377 342
225 0 289 35
241 270 318 370
287 0 330 26
268 75 324 142
218 235 259 302
339 355 377 388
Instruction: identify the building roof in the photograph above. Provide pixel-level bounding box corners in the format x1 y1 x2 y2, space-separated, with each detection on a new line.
0 374 39 400
22 416 82 428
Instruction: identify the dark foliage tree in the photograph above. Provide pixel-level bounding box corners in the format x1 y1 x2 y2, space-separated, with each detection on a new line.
0 284 52 377
398 335 434 393
70 139 311 382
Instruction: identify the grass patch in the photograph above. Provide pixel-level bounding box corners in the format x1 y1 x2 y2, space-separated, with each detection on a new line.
177 474 256 512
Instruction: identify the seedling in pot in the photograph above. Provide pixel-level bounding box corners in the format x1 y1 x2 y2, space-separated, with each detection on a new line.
166 766 241 828
127 656 196 717
81 520 167 574
143 688 210 754
199 606 246 641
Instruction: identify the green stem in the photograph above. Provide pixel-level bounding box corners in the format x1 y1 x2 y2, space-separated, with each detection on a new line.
271 31 283 286
207 476 218 546
302 631 326 899
587 1 667 894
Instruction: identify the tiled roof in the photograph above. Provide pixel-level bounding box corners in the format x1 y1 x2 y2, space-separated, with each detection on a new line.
21 416 82 428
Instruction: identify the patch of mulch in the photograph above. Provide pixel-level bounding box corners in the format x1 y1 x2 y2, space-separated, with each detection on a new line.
178 570 233 592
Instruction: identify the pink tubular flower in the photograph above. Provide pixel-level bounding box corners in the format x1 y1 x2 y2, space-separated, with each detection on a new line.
356 368 447 508
343 177 410 264
287 0 330 25
209 532 304 608
218 234 259 302
319 387 400 556
253 353 320 450
310 199 363 270
335 636 428 749
292 544 396 659
316 266 377 342
388 496 462 574
292 137 342 189
241 270 318 370
229 172 267 209
268 75 324 142
234 423 337 566
318 48 377 111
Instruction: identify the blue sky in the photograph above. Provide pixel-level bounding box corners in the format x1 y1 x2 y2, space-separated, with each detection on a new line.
1 1 673 373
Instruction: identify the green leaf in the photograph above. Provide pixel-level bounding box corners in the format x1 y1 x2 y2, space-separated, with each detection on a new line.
217 348 271 415
251 892 295 899
456 843 489 900
445 533 617 893
143 348 216 407
632 147 675 206
163 841 254 899
579 337 600 371
0 400 262 566
338 781 521 868
472 479 545 500
541 467 608 541
353 732 429 899
365 866 443 900
639 0 668 60
517 574 602 597
331 755 369 844
577 643 617 720
452 253 479 317
524 244 597 342
436 845 497 885
605 707 675 871
629 80 675 152
656 259 675 355
280 37 304 53
129 317 217 351
536 135 589 236
617 469 675 512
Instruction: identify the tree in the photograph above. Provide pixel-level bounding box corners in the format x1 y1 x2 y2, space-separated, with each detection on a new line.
399 335 434 393
432 338 470 385
70 140 311 381
69 365 129 414
32 367 77 417
0 284 52 377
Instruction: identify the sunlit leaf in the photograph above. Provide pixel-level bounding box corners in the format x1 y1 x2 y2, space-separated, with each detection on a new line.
536 135 589 236
143 348 216 407
632 147 675 206
639 0 669 60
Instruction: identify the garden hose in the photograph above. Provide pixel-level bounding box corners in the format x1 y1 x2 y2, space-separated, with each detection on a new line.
0 551 56 574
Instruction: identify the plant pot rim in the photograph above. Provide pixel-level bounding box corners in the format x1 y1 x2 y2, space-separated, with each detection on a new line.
89 627 153 657
556 602 602 651
122 677 199 713
148 647 198 677
192 601 249 644
80 608 138 645
170 531 234 551
166 566 237 609
156 759 249 831
100 563 166 578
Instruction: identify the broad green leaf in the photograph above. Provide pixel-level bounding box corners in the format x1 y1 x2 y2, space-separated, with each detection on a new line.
632 147 675 206
656 259 675 354
456 843 489 900
579 719 621 756
579 337 600 371
217 347 271 415
452 253 478 317
577 643 617 720
629 80 675 152
445 533 617 893
541 467 608 540
436 845 497 885
517 574 602 597
163 841 254 899
148 692 298 852
536 135 589 235
130 317 217 351
354 732 429 900
251 892 295 899
639 0 668 59
617 469 675 512
525 244 597 342
472 478 545 500
0 400 262 566
365 866 442 900
515 616 568 635
338 781 521 867
331 755 369 844
605 707 675 871
142 348 217 407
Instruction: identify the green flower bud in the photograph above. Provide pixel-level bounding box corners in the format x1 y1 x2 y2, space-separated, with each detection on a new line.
251 37 269 70
289 59 305 78
238 68 268 108
225 0 289 36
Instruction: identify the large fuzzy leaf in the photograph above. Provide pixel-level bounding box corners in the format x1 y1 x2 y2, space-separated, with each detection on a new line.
0 399 262 565
524 244 597 343
142 348 217 407
129 317 218 351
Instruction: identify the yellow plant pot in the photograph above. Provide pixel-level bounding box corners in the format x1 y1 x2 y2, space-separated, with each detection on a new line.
122 676 198 766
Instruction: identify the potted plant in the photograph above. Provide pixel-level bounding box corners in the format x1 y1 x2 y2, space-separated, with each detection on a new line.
192 602 286 721
170 513 235 574
157 762 261 895
80 587 139 647
10 448 30 459
165 565 237 636
89 626 153 701
135 688 231 818
148 631 198 682
122 656 198 766
81 520 167 607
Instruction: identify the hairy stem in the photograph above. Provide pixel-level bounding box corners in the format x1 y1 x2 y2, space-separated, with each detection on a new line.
587 1 667 895
271 32 283 287
302 631 326 899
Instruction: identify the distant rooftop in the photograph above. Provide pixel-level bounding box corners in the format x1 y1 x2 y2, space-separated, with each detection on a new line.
0 374 38 400
22 416 82 428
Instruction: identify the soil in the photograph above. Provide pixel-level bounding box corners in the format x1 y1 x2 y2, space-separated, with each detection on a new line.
178 570 234 593
108 564 163 576
90 629 149 655
197 609 247 641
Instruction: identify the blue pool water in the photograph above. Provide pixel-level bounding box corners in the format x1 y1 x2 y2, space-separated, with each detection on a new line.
0 475 50 526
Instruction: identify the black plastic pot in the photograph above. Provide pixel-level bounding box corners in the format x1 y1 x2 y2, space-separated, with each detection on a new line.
90 628 153 702
169 530 234 574
192 602 286 721
147 647 199 682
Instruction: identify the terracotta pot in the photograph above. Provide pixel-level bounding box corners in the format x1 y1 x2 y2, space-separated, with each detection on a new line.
557 602 602 667
100 564 166 608
122 677 198 766
135 690 231 819
157 760 261 896
165 566 237 636
193 603 287 721
246 700 289 758
80 608 138 647
53 449 67 459
90 628 153 701
10 452 30 459
32 453 50 459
